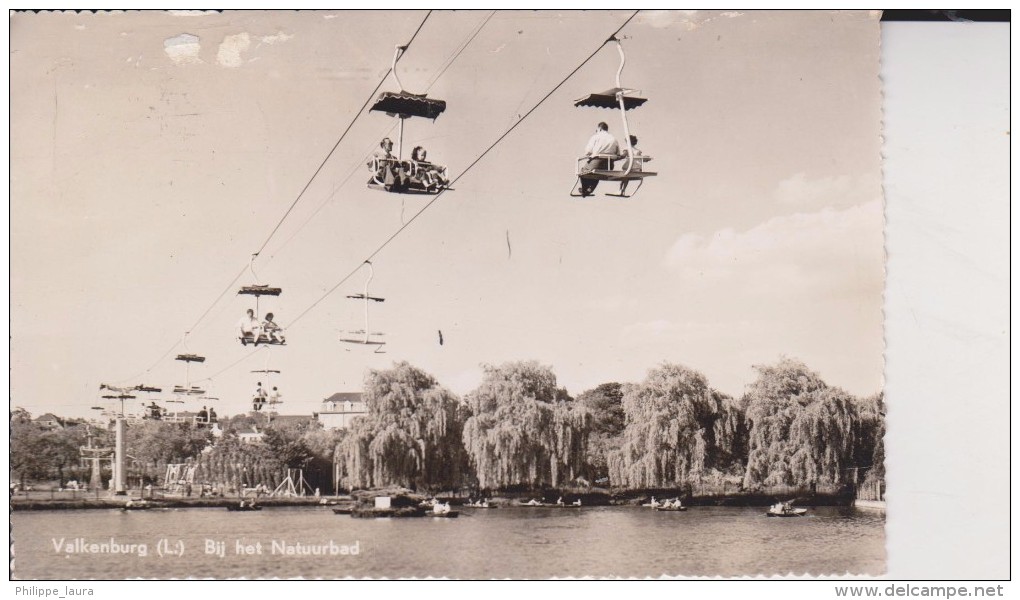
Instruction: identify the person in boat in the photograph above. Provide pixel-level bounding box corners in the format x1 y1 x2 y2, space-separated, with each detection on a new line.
238 308 262 345
262 312 285 343
198 406 208 424
618 134 643 195
208 407 217 423
579 121 620 197
526 498 542 506
148 402 163 420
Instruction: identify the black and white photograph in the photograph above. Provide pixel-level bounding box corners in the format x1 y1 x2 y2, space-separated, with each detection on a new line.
8 8 1002 584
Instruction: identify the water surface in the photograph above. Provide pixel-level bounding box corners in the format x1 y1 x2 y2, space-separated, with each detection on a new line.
12 505 884 578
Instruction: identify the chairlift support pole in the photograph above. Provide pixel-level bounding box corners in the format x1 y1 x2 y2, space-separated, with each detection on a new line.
248 254 261 316
613 38 635 175
362 262 374 344
389 45 408 160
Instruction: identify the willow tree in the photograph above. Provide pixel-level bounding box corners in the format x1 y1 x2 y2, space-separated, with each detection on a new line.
462 361 590 490
742 358 861 489
608 363 738 488
853 392 885 489
575 382 626 480
335 362 467 492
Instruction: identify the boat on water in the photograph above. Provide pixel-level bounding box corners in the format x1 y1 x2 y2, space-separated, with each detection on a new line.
646 497 685 510
766 503 807 517
654 500 687 512
521 497 582 508
331 507 354 515
122 500 156 511
465 499 498 508
227 502 262 512
432 510 459 518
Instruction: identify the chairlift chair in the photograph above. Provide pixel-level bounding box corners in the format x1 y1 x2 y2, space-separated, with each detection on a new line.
571 37 657 198
367 45 451 195
339 261 387 352
236 254 287 346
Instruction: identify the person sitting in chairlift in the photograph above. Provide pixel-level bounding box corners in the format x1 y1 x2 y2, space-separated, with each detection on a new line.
368 137 408 191
410 146 447 190
253 382 267 412
238 308 262 345
579 121 620 197
268 386 282 406
262 312 285 344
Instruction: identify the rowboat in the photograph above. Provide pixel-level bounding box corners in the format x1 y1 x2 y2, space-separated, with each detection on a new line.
766 504 807 517
654 504 687 512
227 503 262 512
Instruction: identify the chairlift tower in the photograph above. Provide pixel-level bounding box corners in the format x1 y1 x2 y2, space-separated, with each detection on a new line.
79 425 114 492
99 387 137 495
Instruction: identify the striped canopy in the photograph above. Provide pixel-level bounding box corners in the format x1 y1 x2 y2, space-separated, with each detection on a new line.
573 87 647 110
371 91 447 120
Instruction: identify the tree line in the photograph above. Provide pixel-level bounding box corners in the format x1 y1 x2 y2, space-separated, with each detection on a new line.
334 358 884 495
9 409 341 493
10 357 884 496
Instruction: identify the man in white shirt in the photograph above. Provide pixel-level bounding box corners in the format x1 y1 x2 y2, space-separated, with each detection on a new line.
253 382 266 411
238 308 261 345
579 122 620 196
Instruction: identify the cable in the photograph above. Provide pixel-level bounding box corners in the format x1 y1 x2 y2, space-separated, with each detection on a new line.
288 11 640 329
109 12 433 384
253 11 432 257
260 11 496 268
129 11 638 388
428 10 496 89
195 347 265 384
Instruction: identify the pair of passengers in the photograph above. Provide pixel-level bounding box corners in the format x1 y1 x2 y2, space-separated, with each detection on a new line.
238 309 284 345
579 121 644 196
368 138 448 191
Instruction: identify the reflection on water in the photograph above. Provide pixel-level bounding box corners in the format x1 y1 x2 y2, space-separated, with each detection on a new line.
12 506 884 578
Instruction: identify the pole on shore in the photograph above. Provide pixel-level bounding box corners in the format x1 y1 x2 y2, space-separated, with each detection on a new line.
113 417 126 495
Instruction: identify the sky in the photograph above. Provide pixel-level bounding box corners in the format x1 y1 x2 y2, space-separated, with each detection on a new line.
10 10 885 420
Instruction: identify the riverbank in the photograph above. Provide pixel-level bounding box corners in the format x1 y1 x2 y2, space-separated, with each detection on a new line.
9 495 352 511
467 489 854 508
11 486 854 510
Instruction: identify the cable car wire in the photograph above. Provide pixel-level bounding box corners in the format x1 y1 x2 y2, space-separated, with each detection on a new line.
261 11 497 267
287 11 640 329
254 11 432 257
109 11 433 385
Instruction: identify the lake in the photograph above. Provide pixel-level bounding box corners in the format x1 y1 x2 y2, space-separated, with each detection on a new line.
11 505 885 578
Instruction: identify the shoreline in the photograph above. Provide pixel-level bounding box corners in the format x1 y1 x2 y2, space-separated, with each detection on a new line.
10 489 856 511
